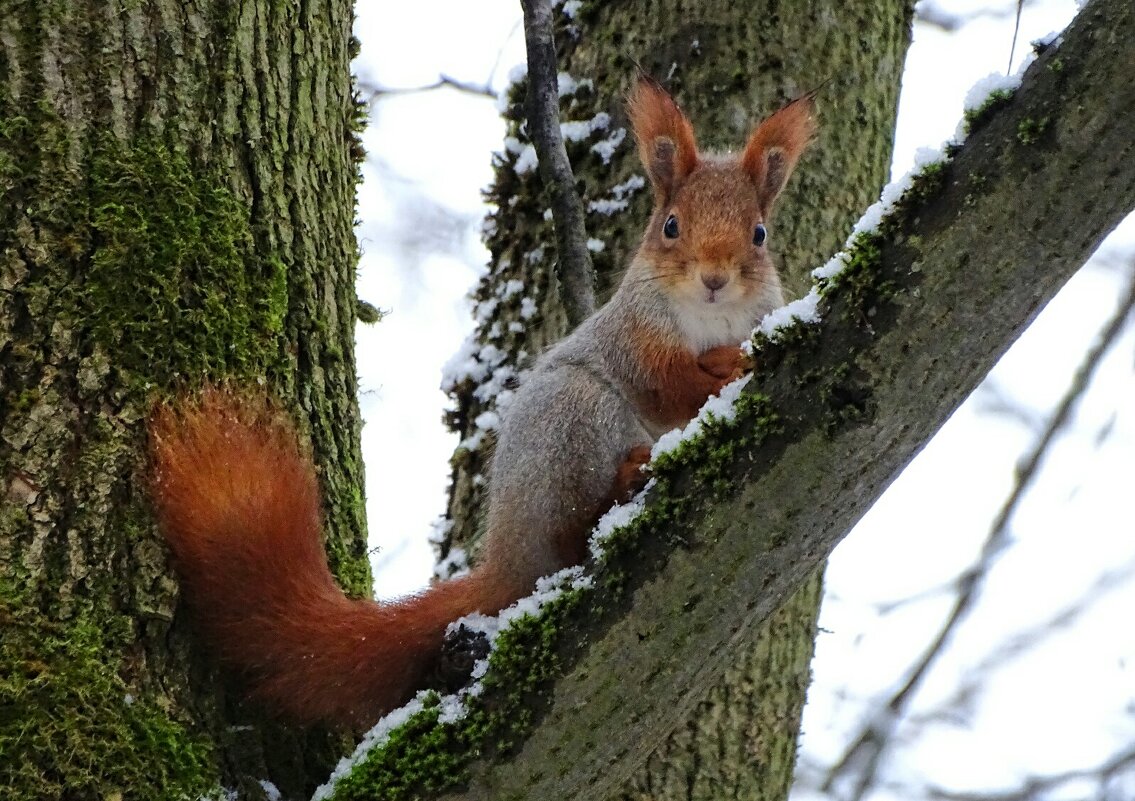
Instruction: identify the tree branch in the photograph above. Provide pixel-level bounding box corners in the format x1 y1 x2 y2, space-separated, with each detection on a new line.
926 742 1135 801
321 1 1135 797
519 0 596 327
357 75 497 101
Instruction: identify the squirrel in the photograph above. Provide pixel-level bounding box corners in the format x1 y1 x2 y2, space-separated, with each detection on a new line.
148 77 814 730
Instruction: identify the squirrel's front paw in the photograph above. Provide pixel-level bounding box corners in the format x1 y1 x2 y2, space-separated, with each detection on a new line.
612 444 652 502
697 345 749 382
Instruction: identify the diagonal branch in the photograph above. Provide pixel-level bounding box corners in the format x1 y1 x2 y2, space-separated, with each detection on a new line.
519 0 596 327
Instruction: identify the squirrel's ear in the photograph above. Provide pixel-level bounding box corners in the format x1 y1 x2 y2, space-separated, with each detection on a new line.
741 94 816 211
627 77 698 200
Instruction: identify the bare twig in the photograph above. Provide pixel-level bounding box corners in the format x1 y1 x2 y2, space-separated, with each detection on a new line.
910 555 1135 729
822 263 1135 801
915 0 1032 32
519 0 596 327
357 74 496 102
926 742 1135 801
1008 0 1025 73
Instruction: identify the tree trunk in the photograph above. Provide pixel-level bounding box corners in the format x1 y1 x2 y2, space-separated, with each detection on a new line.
0 2 364 798
438 2 913 798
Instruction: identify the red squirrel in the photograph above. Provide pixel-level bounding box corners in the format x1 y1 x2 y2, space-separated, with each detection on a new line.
149 78 814 729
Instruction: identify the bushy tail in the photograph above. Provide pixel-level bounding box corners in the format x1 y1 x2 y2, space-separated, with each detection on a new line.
148 389 496 728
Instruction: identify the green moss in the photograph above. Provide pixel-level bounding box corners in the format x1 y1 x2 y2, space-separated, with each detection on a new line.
749 317 821 355
817 230 895 320
895 160 947 209
964 171 989 206
83 135 289 389
323 479 374 599
0 585 218 801
356 300 383 324
962 88 1014 137
818 362 872 434
1016 115 1050 145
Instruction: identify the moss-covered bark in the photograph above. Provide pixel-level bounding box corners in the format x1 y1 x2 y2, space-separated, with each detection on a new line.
438 2 912 798
0 1 364 797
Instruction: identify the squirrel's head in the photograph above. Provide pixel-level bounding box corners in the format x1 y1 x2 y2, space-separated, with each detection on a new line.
626 77 814 316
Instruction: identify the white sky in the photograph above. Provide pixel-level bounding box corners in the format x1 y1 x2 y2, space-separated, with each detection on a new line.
351 1 1135 797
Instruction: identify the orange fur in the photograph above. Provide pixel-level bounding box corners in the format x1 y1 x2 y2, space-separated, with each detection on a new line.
149 390 502 728
611 445 653 502
741 95 817 210
627 77 699 194
696 344 749 382
626 323 737 429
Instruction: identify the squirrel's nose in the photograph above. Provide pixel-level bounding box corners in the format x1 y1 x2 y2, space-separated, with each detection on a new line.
701 272 728 291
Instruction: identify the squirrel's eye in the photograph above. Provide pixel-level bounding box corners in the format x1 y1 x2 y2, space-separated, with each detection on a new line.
663 214 679 239
753 223 767 246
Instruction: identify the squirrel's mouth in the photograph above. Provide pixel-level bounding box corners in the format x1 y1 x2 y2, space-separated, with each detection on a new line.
701 287 736 305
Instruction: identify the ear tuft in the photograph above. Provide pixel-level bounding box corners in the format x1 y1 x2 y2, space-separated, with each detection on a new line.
627 77 698 199
741 94 817 210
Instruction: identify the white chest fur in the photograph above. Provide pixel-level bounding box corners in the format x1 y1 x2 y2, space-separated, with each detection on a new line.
672 293 781 352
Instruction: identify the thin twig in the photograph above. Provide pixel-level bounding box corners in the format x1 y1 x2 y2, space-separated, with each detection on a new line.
357 74 497 101
1008 0 1025 73
821 263 1135 801
519 0 596 327
926 742 1135 801
910 555 1135 728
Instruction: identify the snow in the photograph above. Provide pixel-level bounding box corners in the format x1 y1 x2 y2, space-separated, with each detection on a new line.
472 410 500 432
852 146 949 238
557 73 579 97
513 143 539 175
588 174 647 215
588 483 652 558
433 546 469 579
561 0 583 19
312 694 432 800
588 197 630 215
756 289 822 339
650 375 750 459
499 279 525 299
590 127 627 163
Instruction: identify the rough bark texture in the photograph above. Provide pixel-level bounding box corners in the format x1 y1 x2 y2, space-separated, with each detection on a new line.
319 1 1134 798
438 2 912 799
0 1 364 798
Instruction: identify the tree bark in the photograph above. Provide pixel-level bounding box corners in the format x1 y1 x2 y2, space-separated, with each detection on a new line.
438 2 912 799
319 0 1135 798
0 1 364 798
